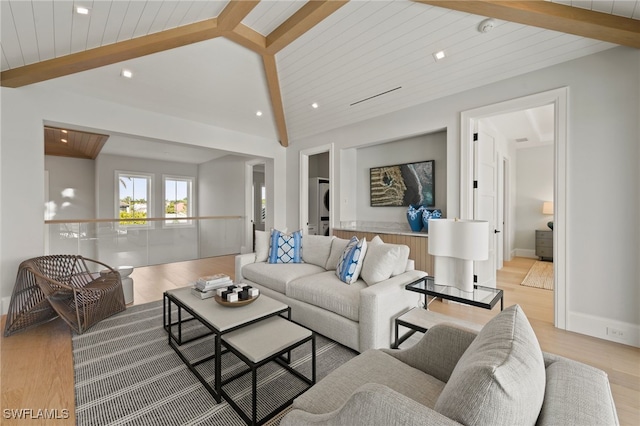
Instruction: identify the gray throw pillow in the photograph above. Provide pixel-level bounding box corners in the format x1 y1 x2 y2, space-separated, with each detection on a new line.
434 304 546 426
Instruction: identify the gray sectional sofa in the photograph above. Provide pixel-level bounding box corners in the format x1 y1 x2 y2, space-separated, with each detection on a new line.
235 233 426 352
281 305 619 426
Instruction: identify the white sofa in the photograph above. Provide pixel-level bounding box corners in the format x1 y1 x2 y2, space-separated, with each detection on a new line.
235 233 426 352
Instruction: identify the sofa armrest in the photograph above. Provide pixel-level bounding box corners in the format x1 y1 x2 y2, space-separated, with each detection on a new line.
359 269 426 352
281 383 461 426
234 253 257 281
380 323 478 383
537 355 620 426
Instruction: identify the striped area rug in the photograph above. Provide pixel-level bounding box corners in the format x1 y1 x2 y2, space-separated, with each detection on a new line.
521 261 554 290
72 300 357 426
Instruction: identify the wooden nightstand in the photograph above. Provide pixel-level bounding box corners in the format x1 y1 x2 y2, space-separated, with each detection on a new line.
535 229 553 261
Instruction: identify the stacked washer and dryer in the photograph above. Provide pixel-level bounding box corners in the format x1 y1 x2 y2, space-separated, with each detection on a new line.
308 177 330 236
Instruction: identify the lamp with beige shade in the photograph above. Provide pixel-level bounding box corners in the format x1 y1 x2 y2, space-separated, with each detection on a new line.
542 201 554 229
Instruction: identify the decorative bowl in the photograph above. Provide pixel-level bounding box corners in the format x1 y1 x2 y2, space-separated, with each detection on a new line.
214 294 259 307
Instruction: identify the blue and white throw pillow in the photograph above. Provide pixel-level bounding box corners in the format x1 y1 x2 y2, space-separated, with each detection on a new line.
268 229 302 264
336 236 368 284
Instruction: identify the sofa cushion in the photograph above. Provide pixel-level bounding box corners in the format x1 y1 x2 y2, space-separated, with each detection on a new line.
287 271 366 322
326 237 351 271
292 349 446 414
254 230 270 262
336 237 368 284
268 229 302 264
434 304 545 426
361 235 405 285
242 262 325 294
302 234 334 268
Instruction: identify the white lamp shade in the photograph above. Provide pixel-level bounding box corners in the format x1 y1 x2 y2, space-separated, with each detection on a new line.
542 201 554 215
428 219 489 261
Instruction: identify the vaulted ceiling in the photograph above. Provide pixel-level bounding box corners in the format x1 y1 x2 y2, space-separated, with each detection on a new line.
2 0 639 154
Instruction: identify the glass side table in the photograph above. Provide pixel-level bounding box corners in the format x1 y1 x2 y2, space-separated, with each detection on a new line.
393 276 504 348
406 276 504 311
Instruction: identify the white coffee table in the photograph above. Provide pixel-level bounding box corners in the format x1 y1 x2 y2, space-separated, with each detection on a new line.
163 285 314 422
221 315 315 425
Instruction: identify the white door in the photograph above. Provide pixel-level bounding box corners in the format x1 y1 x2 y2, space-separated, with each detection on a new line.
496 157 505 269
474 122 497 288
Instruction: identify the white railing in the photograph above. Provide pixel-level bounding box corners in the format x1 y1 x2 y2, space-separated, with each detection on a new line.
44 216 245 268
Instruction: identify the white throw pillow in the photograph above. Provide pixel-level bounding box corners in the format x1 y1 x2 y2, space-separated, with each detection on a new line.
302 234 334 268
336 237 368 284
254 230 270 262
326 237 351 271
361 236 403 285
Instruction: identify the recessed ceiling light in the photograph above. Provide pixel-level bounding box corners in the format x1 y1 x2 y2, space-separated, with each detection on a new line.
256 111 263 117
61 139 68 143
121 69 133 78
61 129 68 134
311 102 319 109
76 6 90 15
433 50 446 61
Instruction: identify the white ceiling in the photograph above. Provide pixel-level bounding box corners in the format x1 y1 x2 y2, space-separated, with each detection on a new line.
100 132 231 163
2 0 638 161
486 104 555 149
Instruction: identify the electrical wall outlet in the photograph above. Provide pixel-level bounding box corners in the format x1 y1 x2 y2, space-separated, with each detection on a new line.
606 327 625 339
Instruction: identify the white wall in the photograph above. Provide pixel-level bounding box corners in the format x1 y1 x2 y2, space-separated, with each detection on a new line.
198 155 246 216
514 145 554 255
198 155 248 256
285 46 639 345
45 156 95 220
0 85 286 312
356 131 447 224
44 156 97 257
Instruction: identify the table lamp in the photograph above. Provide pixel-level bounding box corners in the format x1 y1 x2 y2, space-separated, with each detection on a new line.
542 201 554 229
428 218 489 292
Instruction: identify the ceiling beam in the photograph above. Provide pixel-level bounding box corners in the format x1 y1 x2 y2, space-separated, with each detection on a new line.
414 0 640 49
262 54 289 147
218 1 261 32
227 24 268 55
1 0 348 148
266 0 349 54
0 18 221 88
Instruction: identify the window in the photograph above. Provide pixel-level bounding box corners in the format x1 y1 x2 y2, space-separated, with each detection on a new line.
117 172 152 226
164 175 193 225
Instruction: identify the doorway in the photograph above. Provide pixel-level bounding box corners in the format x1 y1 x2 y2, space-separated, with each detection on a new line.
461 88 568 329
244 160 268 253
299 144 334 235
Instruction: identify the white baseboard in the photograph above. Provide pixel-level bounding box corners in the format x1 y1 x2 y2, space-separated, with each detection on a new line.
514 248 537 259
2 296 10 315
568 310 640 348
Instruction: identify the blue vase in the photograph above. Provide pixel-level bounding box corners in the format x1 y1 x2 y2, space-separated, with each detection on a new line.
406 205 424 232
422 209 442 232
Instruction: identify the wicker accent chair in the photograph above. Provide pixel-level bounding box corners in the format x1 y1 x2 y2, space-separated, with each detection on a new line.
4 255 126 336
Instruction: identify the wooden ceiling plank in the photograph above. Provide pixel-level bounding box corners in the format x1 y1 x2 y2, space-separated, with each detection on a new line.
414 0 640 49
218 1 261 32
1 17 221 88
44 126 110 160
266 0 350 54
262 54 289 147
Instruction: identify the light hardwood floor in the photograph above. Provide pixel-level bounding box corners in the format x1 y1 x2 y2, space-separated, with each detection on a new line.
1 256 638 425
